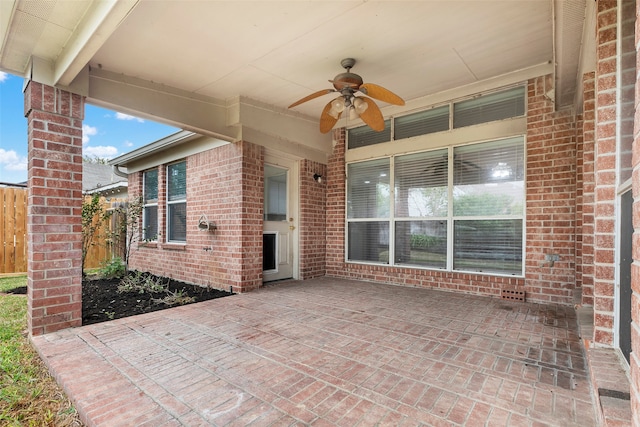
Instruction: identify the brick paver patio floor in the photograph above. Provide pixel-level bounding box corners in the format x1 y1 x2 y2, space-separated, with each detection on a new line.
32 277 596 426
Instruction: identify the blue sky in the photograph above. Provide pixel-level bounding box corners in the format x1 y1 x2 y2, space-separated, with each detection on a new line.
0 71 180 183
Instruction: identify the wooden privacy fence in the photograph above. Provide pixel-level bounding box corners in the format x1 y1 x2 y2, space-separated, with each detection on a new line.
84 197 127 270
0 188 126 274
1 187 27 274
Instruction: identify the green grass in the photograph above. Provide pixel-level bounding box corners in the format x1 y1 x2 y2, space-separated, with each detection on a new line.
0 275 81 426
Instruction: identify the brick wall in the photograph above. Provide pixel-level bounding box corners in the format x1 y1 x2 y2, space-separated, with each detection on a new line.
299 159 327 279
128 141 264 293
324 77 582 305
325 129 528 299
24 81 84 335
593 0 618 346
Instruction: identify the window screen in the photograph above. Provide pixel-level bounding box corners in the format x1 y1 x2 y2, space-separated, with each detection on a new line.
167 161 186 242
142 169 158 241
453 87 525 129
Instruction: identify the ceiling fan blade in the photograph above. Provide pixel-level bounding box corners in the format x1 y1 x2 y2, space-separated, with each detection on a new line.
288 89 335 109
319 100 341 133
359 83 405 106
358 97 385 132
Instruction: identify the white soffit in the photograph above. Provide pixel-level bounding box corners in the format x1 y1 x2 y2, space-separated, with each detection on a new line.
555 0 587 109
89 0 554 119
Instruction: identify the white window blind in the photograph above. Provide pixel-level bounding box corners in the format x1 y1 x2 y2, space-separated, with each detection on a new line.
453 138 524 215
347 159 390 219
453 86 525 129
347 159 390 263
394 105 449 141
452 138 524 274
347 120 392 149
167 161 187 242
394 149 448 268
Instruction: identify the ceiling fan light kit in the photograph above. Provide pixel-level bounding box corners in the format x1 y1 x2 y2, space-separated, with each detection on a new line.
288 58 405 133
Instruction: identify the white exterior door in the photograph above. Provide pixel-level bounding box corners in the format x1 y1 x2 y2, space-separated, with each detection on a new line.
263 159 297 282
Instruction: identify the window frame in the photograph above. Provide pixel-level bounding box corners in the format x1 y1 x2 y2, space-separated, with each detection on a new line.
166 160 187 244
345 137 525 277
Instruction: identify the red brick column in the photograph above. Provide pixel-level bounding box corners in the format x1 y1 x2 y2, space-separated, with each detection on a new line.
299 159 327 279
593 0 618 346
578 72 596 307
24 81 84 335
239 140 264 291
525 76 577 304
326 128 346 276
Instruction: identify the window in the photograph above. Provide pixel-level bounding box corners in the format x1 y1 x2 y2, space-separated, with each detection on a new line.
346 85 525 150
347 158 390 263
347 137 524 275
167 161 187 242
142 169 158 241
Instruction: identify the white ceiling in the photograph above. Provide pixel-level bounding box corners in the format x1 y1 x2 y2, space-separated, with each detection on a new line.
1 0 589 131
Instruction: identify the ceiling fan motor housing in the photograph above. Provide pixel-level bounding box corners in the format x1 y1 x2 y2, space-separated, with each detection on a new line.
331 72 363 91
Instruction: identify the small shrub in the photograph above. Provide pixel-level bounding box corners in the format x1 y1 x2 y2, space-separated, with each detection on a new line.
410 234 438 249
117 272 168 294
99 257 126 279
153 289 196 306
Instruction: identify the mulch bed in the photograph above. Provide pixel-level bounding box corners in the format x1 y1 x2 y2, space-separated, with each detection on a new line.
2 272 235 326
82 272 234 325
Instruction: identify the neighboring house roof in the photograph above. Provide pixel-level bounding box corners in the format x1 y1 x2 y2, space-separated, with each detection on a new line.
0 181 27 188
109 130 229 172
109 131 199 166
83 162 128 194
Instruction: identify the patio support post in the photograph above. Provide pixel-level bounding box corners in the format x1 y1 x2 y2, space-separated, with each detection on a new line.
24 80 85 336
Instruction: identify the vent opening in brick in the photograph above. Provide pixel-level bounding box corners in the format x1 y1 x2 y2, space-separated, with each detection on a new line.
501 287 525 302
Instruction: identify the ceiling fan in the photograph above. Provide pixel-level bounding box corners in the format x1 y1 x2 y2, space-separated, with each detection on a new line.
288 58 405 134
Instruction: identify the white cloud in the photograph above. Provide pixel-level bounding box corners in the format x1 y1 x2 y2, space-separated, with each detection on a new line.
82 124 98 144
123 140 133 147
0 149 27 171
83 145 118 158
0 72 8 82
115 112 144 123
